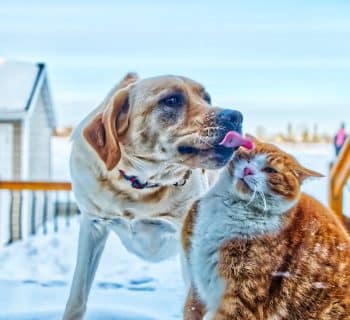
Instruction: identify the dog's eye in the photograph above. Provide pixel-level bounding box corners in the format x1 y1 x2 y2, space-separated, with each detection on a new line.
262 167 277 174
203 92 211 104
161 94 184 107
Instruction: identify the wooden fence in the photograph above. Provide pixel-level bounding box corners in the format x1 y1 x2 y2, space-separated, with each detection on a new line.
0 149 348 245
0 181 79 245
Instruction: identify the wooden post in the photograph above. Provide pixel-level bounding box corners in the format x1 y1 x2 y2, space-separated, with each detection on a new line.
329 138 350 216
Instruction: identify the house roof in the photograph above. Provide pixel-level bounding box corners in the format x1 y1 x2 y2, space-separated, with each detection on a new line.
0 59 56 128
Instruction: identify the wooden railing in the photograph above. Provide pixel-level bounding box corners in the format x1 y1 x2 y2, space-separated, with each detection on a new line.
329 138 350 216
0 180 78 244
0 181 72 191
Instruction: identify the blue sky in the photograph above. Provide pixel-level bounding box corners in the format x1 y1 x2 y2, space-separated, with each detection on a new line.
0 0 349 133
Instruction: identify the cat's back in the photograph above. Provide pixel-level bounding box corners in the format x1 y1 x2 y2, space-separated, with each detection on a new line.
290 193 350 280
214 193 350 319
297 193 350 245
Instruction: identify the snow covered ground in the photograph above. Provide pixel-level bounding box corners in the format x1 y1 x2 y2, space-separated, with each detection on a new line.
0 216 184 319
0 138 344 319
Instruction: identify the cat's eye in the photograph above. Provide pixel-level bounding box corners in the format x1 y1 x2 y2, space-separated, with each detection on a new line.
263 167 277 174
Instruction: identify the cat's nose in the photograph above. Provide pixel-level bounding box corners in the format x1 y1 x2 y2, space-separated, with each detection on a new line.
243 167 254 176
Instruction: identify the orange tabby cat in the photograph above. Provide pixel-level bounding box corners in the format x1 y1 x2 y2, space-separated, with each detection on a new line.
182 138 350 320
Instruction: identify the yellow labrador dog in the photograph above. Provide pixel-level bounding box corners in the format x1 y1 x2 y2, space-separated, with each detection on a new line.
63 73 243 319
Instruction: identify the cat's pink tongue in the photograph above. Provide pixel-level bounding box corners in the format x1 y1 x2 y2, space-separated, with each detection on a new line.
219 131 254 150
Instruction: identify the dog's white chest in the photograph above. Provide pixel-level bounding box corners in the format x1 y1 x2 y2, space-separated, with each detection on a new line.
107 216 179 262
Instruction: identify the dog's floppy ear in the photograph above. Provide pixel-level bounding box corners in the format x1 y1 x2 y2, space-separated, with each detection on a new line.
117 72 139 90
83 86 131 171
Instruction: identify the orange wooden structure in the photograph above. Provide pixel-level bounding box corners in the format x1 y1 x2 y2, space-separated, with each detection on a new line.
0 180 72 191
329 138 350 216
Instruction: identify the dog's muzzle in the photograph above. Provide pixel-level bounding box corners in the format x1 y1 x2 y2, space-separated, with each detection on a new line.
178 108 244 167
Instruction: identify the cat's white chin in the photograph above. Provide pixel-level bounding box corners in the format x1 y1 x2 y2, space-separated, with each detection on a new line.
233 179 299 215
233 178 256 200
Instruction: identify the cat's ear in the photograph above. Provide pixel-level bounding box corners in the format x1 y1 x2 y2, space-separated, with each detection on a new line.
245 133 259 142
245 134 264 149
295 166 324 183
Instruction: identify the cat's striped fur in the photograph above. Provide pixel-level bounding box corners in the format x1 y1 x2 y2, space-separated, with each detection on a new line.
182 138 350 319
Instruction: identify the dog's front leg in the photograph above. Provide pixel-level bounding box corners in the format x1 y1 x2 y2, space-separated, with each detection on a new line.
63 214 109 320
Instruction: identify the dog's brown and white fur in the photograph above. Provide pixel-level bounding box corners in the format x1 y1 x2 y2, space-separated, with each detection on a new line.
63 73 243 319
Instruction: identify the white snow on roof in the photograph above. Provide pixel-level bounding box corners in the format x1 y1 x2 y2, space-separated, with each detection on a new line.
0 60 40 112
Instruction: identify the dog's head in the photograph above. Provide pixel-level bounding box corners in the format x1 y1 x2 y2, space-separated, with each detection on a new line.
84 73 243 172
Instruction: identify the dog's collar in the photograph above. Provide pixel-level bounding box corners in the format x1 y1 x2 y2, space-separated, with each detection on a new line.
119 169 191 190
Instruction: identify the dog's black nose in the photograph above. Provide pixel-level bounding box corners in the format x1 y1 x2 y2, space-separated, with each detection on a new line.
218 109 243 125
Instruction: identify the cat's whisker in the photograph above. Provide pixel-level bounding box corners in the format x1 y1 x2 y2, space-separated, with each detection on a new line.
258 191 268 211
246 185 257 207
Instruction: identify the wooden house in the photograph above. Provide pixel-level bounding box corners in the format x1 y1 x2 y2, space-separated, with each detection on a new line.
0 59 56 245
